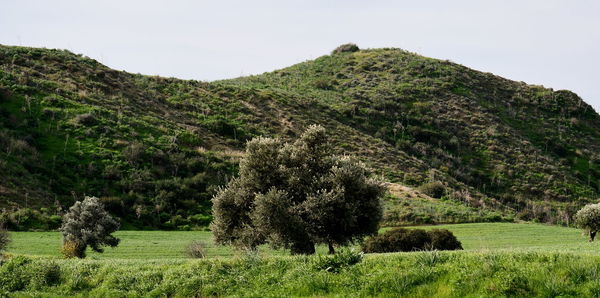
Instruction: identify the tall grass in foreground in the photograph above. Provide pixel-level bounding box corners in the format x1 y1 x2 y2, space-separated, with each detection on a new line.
2 251 600 297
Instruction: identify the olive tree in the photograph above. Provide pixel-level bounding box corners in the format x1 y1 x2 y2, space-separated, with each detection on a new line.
60 196 120 258
211 125 385 254
575 203 600 242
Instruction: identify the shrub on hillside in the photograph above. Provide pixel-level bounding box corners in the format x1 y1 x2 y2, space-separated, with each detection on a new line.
575 203 600 241
332 43 359 54
418 181 446 198
73 113 96 126
361 228 462 253
60 196 120 258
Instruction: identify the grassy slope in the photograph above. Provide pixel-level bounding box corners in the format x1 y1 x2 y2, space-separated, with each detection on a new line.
1 45 600 228
6 223 598 259
3 223 600 297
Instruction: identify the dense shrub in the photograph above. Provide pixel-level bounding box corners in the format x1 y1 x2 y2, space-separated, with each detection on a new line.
362 228 430 253
0 256 60 292
332 43 359 54
0 256 31 292
60 196 120 258
418 181 446 198
575 203 600 241
427 229 463 250
362 228 462 253
185 241 206 258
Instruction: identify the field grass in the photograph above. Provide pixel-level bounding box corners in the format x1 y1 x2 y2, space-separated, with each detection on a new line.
4 223 600 297
6 222 598 259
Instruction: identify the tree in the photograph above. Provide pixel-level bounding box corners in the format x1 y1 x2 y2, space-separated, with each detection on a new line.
60 196 120 258
211 125 385 254
575 203 600 242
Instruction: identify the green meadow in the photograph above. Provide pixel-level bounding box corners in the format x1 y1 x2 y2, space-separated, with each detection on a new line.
7 223 598 259
3 223 600 297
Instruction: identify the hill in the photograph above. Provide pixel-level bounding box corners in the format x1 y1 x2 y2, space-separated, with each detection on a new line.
0 44 599 229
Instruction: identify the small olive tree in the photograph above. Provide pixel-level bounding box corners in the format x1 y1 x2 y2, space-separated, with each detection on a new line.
60 196 120 258
212 125 385 254
575 203 600 242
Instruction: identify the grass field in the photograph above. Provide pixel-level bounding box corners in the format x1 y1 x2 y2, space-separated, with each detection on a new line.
4 223 600 297
6 223 598 259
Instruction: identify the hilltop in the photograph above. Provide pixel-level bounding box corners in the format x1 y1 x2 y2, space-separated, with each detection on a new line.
0 44 599 229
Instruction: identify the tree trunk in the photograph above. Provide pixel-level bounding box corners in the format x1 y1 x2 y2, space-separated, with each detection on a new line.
590 231 597 242
328 241 335 254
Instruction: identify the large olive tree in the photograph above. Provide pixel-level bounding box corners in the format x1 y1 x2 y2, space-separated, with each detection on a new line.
60 196 120 258
211 125 385 254
575 203 600 242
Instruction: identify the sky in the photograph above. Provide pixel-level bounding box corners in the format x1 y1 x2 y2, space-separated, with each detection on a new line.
1 0 599 112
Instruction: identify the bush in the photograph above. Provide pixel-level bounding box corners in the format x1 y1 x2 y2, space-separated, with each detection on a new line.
332 43 359 54
61 240 86 259
0 208 62 231
312 249 363 273
60 196 120 258
575 203 600 241
185 241 206 258
73 113 97 126
427 229 463 250
0 256 31 292
362 228 430 253
362 228 463 253
418 181 446 198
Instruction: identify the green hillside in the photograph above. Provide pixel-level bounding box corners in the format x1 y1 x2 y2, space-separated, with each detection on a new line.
1 44 599 229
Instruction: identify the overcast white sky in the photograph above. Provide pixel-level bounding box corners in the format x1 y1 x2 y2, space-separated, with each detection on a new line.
1 0 599 112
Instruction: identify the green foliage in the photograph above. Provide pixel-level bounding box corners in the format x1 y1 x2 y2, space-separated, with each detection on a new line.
60 196 120 258
311 249 363 273
428 228 463 250
1 44 600 230
212 126 385 254
0 208 62 231
362 228 430 253
383 193 512 226
575 203 600 240
361 227 463 253
418 181 446 198
332 43 360 54
3 252 600 296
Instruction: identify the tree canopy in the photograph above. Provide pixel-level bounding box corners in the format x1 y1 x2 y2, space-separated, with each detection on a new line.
211 125 385 254
60 196 120 258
